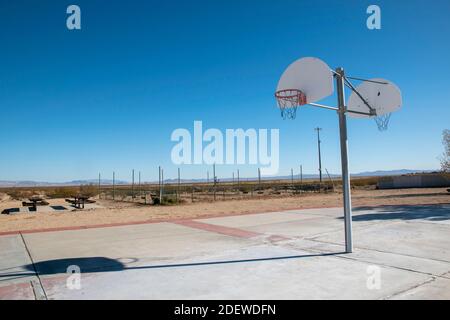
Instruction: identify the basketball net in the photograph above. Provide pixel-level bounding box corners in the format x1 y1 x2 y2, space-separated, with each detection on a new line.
374 113 391 131
275 89 307 120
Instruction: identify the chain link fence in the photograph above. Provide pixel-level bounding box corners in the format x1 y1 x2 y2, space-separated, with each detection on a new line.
98 179 335 205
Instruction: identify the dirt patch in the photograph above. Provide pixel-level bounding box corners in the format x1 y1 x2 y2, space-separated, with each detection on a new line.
0 193 10 202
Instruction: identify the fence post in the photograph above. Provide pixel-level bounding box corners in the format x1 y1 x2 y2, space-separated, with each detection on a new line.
113 171 115 200
237 169 240 196
258 168 261 189
177 168 180 203
132 169 135 200
300 165 303 193
138 171 141 197
161 169 164 204
158 166 162 201
213 164 216 201
291 168 294 194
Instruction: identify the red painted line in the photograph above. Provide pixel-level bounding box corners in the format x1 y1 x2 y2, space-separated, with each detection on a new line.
172 220 262 239
0 218 170 237
0 281 35 300
0 202 448 237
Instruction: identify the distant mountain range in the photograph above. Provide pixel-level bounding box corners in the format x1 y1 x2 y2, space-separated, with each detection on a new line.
0 169 437 187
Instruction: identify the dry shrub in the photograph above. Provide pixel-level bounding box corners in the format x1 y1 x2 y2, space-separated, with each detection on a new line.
4 188 40 200
79 184 98 197
46 185 98 199
350 177 379 187
46 187 79 199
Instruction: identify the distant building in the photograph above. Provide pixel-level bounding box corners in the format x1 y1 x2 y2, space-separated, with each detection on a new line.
377 173 450 189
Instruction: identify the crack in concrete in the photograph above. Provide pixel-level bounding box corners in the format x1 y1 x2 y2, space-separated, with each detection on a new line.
19 233 47 300
306 237 450 264
381 277 437 300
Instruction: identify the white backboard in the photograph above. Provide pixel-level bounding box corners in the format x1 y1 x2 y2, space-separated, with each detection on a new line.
347 78 402 118
276 57 334 104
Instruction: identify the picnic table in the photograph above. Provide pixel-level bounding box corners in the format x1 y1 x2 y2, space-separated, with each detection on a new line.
22 196 49 211
65 195 95 209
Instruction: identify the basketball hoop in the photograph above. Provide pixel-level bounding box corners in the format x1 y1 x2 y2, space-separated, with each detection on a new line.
347 78 401 132
374 113 391 131
275 89 307 119
275 56 403 254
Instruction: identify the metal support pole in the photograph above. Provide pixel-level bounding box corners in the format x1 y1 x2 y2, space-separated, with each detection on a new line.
98 173 101 199
336 67 353 253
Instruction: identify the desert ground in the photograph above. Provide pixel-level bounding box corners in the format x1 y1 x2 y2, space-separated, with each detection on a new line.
1 186 449 299
1 196 449 299
0 187 448 234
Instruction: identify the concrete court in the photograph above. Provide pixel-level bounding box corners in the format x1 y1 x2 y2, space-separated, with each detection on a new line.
0 203 449 299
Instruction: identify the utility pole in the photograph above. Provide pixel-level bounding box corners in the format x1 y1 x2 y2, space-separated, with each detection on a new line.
98 173 101 199
291 168 294 186
315 127 323 183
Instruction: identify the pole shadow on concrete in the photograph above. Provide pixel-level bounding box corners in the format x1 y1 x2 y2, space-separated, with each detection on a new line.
348 204 450 222
0 252 345 278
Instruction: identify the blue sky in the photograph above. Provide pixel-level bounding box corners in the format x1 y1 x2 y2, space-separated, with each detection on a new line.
0 0 449 182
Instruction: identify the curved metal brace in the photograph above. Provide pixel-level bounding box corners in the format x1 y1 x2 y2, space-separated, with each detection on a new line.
343 77 377 116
